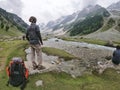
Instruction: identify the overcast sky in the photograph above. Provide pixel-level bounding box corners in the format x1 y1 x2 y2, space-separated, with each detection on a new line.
0 0 120 24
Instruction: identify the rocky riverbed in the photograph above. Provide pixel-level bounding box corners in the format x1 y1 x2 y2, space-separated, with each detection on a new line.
25 38 120 77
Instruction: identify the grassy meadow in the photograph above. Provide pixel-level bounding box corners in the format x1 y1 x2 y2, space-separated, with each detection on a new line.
42 47 78 61
0 40 120 90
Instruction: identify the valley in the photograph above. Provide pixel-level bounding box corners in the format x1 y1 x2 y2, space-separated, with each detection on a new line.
0 1 120 90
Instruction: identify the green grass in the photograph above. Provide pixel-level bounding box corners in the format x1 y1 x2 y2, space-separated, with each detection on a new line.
0 40 28 90
0 26 23 39
6 41 28 66
0 40 28 66
1 68 120 90
100 18 115 32
61 37 107 46
0 40 120 90
0 14 23 39
42 47 78 61
113 41 120 46
17 68 120 90
100 24 112 32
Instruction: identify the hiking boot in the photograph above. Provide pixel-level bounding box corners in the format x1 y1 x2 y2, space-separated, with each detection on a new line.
33 65 38 70
32 62 38 70
37 65 45 70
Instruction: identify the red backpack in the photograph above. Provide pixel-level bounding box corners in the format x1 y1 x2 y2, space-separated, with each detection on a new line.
6 57 29 89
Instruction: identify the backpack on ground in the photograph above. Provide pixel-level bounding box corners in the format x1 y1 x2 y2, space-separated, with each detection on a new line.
6 57 29 90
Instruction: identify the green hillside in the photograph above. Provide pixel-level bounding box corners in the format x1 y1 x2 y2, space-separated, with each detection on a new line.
70 15 104 36
0 7 28 40
0 15 23 39
115 18 120 31
100 17 116 32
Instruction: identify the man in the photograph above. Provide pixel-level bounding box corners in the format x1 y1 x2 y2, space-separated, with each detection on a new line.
26 16 45 70
112 45 120 65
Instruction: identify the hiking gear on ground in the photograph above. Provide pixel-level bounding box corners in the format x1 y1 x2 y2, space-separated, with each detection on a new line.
6 57 29 88
32 61 38 70
33 65 38 70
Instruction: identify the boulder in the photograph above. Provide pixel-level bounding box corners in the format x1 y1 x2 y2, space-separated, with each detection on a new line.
35 80 43 87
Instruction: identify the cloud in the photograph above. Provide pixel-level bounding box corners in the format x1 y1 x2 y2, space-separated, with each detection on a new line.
0 0 23 16
82 0 98 8
0 0 120 24
21 0 83 24
97 0 120 7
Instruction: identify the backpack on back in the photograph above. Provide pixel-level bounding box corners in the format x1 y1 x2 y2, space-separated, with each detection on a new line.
112 50 120 65
6 57 29 88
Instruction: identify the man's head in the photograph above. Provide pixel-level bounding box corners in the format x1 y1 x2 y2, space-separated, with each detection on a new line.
29 16 37 23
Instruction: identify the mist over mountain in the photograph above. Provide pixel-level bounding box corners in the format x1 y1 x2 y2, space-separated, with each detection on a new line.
107 1 120 10
107 1 120 16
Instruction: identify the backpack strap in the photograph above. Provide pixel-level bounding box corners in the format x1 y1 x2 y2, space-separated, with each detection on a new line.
21 62 29 79
6 67 10 77
25 68 29 79
6 61 14 77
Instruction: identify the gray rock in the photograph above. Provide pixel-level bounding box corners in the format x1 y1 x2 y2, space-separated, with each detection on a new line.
97 61 115 74
35 80 43 87
71 74 76 78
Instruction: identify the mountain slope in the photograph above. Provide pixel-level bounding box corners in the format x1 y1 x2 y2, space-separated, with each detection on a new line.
42 2 120 43
77 5 110 20
68 5 110 36
43 5 110 36
107 1 120 17
83 19 120 43
84 1 120 42
69 15 104 36
0 8 28 39
107 1 120 10
0 8 28 32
